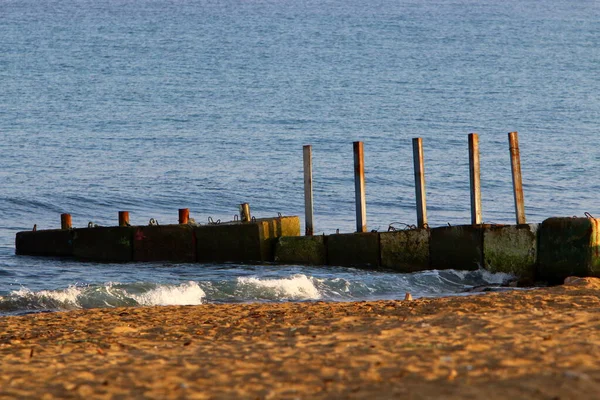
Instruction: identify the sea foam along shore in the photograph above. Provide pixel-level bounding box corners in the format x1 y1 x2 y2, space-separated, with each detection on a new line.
1 278 600 399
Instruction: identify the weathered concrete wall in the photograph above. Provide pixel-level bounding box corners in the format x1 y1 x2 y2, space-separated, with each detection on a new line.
274 235 327 265
17 215 600 285
72 227 135 262
327 232 380 268
133 225 196 262
15 229 74 257
257 217 301 262
483 224 538 280
430 225 485 270
538 218 600 284
379 229 429 272
15 216 301 264
196 222 261 263
196 216 301 263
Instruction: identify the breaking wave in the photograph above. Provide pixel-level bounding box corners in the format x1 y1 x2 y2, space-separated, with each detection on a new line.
0 269 516 315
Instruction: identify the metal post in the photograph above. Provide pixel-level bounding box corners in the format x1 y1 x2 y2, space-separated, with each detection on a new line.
508 132 526 224
303 145 314 236
353 141 367 233
179 208 189 224
412 138 428 228
118 211 130 227
60 213 72 230
468 133 482 225
240 203 251 222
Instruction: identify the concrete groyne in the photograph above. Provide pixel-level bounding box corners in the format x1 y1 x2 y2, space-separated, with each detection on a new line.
15 214 600 284
16 212 300 264
275 217 599 284
14 134 600 284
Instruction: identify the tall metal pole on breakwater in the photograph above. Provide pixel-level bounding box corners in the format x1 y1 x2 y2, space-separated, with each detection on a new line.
412 138 428 228
509 132 526 224
353 141 367 233
303 145 314 236
468 133 482 225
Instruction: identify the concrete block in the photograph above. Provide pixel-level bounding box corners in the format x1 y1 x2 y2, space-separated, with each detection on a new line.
538 217 600 284
269 216 302 238
72 227 135 262
430 225 485 270
483 224 538 279
133 225 196 262
256 216 301 261
380 229 430 272
274 235 327 265
15 229 74 257
195 217 300 263
196 222 261 263
327 232 380 268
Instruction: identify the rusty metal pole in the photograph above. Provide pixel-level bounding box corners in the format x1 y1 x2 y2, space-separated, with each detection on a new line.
60 213 72 230
412 138 428 228
118 211 130 227
468 133 482 225
240 203 251 222
303 145 314 236
179 208 189 224
508 132 526 224
353 141 367 233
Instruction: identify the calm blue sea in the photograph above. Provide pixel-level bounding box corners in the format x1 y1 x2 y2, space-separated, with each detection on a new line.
0 0 598 315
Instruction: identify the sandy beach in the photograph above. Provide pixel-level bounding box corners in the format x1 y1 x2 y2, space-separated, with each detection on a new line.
1 278 600 399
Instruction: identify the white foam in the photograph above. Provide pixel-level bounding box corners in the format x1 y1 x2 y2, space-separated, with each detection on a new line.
237 274 321 300
11 286 84 308
476 269 515 285
128 281 205 306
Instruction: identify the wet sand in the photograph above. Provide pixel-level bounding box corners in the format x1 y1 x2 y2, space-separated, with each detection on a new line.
1 278 600 399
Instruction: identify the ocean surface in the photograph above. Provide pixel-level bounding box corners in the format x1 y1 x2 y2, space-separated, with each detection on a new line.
0 0 598 315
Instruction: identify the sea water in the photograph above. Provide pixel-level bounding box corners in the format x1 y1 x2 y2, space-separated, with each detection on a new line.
0 0 598 315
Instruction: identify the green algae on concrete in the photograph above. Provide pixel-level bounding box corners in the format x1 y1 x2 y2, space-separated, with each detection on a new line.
196 222 263 263
379 229 429 272
15 229 74 257
430 225 485 270
483 224 538 280
327 232 380 268
274 235 327 265
196 216 301 263
257 216 301 262
538 217 600 284
133 225 196 262
72 226 135 262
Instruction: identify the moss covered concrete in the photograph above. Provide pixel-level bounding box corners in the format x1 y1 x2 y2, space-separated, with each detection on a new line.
538 217 600 284
430 225 485 270
196 216 301 263
257 216 301 262
72 227 135 262
274 235 327 265
327 232 380 268
133 225 196 262
379 229 430 272
15 229 74 257
483 224 538 279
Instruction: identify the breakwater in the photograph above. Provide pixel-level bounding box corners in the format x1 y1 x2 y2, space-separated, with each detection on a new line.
15 212 600 285
14 134 600 285
276 217 600 284
16 208 300 264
